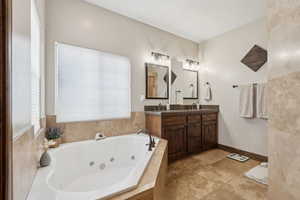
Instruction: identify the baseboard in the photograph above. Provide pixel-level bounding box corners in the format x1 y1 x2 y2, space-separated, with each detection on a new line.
218 144 268 162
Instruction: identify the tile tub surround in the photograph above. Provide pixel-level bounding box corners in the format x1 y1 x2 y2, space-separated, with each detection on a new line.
46 112 145 143
163 149 268 200
28 137 167 200
13 126 46 200
267 0 300 199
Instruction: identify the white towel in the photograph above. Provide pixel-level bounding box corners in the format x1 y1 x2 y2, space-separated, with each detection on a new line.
245 163 268 185
256 83 268 119
204 84 212 101
239 84 254 118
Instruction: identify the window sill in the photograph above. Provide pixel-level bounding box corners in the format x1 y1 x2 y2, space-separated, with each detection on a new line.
34 127 46 139
56 115 132 124
13 125 33 142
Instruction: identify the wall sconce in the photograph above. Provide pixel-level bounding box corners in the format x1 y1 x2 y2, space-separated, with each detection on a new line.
151 52 170 61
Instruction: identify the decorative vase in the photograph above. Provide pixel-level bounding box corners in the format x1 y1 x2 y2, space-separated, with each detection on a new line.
40 150 51 167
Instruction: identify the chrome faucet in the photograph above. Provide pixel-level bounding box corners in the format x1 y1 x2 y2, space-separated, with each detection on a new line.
95 133 106 141
192 103 197 110
158 102 163 111
137 129 156 151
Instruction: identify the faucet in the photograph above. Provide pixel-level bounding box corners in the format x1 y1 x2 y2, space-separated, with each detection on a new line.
137 129 156 151
158 102 163 111
192 103 197 110
95 133 106 141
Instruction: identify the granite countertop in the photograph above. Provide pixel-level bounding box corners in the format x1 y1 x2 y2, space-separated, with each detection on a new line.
145 109 219 116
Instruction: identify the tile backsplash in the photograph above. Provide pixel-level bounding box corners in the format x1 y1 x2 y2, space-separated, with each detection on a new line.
46 112 145 143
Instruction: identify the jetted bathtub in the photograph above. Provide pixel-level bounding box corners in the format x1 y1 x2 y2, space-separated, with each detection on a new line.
27 134 159 200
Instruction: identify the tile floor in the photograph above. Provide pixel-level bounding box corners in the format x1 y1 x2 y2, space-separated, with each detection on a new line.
163 149 268 200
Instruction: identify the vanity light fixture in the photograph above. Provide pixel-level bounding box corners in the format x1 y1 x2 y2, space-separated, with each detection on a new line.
186 59 200 66
151 52 170 61
183 59 200 70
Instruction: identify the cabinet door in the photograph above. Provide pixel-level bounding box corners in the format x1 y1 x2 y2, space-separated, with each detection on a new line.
202 121 218 151
163 125 187 161
187 123 202 154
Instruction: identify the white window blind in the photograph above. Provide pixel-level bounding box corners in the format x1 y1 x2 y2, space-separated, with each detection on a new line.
56 43 131 123
31 0 41 134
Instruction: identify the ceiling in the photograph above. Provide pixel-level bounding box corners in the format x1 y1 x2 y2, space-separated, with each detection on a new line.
84 0 266 42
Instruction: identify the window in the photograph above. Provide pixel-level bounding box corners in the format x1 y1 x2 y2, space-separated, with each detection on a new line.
55 43 131 123
31 0 41 134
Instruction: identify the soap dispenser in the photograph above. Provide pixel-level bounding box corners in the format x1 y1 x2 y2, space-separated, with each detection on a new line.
196 102 200 110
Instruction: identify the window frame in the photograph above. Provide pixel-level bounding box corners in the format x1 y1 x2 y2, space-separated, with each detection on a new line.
1 0 13 199
30 0 41 135
54 42 132 123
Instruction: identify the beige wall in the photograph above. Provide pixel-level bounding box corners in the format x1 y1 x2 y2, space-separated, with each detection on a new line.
267 0 300 199
45 0 199 115
199 18 268 156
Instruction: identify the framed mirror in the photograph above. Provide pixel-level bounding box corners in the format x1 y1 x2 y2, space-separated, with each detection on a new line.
145 63 169 99
182 69 198 99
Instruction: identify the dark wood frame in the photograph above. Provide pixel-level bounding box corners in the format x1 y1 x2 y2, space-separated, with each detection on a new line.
0 0 12 199
145 63 169 100
241 45 268 72
183 69 199 99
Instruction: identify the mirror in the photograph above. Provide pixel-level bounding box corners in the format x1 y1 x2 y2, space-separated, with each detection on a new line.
182 69 198 99
170 58 199 103
145 63 169 99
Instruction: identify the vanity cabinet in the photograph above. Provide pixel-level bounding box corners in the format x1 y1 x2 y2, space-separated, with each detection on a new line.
187 122 202 154
202 118 218 151
163 125 187 161
146 110 218 162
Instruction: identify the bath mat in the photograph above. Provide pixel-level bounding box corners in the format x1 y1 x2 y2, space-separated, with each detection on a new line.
226 153 249 162
245 162 268 185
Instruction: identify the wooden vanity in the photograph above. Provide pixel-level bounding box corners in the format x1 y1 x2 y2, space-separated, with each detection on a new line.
145 109 218 162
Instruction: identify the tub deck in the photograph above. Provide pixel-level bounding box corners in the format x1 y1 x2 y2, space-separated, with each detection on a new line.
108 139 168 200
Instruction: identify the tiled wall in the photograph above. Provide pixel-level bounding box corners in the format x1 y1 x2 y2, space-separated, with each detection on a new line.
46 112 145 143
267 0 300 199
13 122 46 200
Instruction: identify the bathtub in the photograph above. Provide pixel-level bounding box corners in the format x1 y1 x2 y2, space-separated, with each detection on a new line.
27 134 159 200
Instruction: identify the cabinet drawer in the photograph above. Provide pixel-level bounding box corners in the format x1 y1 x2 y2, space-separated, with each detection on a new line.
202 113 217 121
162 116 186 126
188 115 201 124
